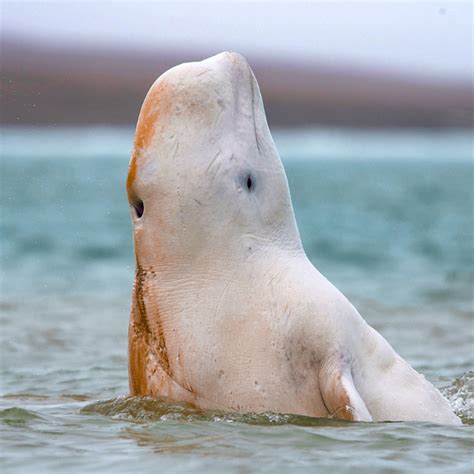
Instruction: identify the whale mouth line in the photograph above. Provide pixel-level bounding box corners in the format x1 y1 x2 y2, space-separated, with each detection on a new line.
249 74 261 154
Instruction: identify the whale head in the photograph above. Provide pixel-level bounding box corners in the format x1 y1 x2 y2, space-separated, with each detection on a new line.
127 52 302 270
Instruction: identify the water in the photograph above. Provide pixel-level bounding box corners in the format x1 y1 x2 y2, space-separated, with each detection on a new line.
1 127 473 473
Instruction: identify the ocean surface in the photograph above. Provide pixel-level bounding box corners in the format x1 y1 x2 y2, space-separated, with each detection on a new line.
1 127 473 473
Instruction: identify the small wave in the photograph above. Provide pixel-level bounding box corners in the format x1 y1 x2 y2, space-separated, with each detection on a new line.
81 395 199 422
442 371 474 424
0 407 43 426
1 392 92 402
80 396 346 427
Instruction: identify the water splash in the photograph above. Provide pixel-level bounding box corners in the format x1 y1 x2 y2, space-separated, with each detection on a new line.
80 396 347 427
442 371 474 424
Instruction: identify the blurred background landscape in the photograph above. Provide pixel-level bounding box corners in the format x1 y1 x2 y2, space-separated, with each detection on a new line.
1 2 473 473
1 1 473 128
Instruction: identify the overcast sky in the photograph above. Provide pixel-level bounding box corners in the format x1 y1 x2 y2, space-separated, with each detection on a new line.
2 1 472 81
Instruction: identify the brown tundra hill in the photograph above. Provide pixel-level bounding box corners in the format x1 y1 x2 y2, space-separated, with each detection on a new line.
1 38 472 128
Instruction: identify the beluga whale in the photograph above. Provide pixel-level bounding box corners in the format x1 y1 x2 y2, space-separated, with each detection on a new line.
126 52 461 425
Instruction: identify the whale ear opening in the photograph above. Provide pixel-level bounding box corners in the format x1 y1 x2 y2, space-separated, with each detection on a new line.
246 174 253 191
240 172 254 193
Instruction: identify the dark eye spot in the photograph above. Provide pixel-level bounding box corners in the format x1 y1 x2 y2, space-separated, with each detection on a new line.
246 175 253 191
132 199 144 219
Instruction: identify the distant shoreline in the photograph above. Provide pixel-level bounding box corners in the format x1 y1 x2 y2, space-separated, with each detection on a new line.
2 37 473 129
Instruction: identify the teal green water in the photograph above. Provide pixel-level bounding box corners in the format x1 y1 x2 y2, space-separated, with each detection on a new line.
1 127 473 473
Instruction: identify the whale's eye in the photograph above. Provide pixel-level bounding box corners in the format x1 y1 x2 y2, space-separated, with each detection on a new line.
132 199 144 219
246 175 253 191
